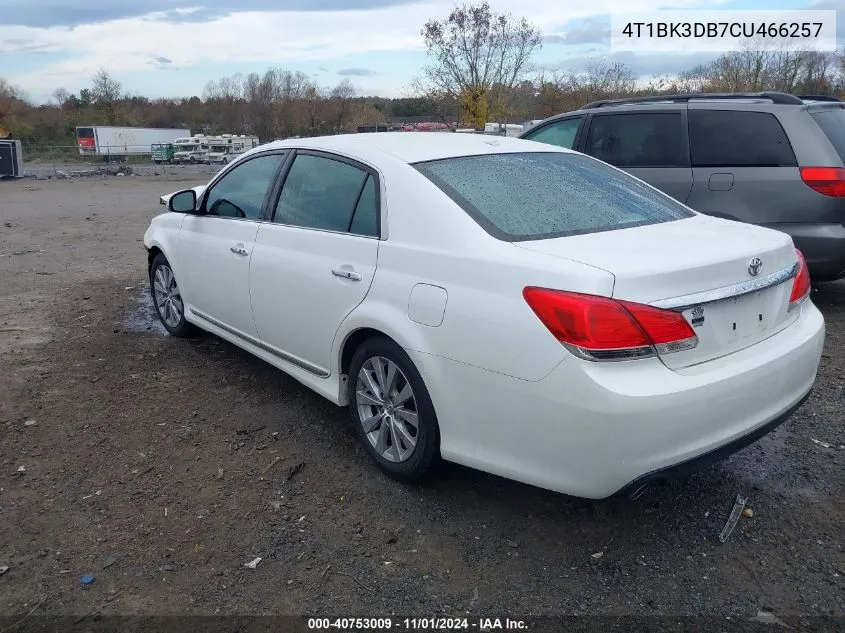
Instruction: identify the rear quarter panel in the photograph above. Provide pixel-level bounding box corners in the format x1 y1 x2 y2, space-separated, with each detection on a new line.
335 163 615 383
687 106 845 225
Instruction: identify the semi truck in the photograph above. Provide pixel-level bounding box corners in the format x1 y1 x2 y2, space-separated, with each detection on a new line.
76 126 190 161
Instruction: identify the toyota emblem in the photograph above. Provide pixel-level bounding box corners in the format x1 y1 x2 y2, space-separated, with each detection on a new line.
748 257 763 276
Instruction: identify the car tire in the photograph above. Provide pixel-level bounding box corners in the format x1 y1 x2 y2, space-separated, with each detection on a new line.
149 253 195 337
347 336 440 483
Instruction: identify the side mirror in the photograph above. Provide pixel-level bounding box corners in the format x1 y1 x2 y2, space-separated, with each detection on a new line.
168 189 198 213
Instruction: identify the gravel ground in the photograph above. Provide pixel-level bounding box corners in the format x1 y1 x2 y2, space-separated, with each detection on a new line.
0 176 843 627
21 161 219 180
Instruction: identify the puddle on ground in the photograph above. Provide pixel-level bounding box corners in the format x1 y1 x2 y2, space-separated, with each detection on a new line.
121 283 166 335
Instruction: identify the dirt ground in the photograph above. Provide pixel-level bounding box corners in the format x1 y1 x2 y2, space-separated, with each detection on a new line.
0 175 843 626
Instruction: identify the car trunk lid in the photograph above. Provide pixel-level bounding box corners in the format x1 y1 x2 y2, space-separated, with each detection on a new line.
515 215 801 369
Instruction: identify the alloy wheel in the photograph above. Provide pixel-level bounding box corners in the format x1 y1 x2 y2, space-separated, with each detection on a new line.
356 356 419 463
152 265 184 328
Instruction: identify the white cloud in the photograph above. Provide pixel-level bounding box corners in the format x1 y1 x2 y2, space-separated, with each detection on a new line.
2 0 730 96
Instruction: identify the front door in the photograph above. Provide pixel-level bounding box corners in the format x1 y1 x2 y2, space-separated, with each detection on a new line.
249 151 381 376
177 151 287 337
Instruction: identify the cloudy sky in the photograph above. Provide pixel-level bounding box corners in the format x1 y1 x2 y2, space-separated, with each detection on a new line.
1 0 840 103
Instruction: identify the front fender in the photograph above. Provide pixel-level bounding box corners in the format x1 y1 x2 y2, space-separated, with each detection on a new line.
143 213 186 282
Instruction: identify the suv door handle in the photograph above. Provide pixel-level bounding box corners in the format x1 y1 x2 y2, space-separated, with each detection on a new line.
332 268 362 281
230 245 249 256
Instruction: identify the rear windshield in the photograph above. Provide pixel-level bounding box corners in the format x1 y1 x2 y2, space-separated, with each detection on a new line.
413 152 694 241
810 108 845 163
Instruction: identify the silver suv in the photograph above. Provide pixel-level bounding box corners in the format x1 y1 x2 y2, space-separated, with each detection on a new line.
520 92 845 281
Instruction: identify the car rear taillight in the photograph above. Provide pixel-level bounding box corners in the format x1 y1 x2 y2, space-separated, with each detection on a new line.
788 249 811 310
800 167 845 197
522 288 698 362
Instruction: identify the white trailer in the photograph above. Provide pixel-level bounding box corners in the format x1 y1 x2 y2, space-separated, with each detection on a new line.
76 126 190 161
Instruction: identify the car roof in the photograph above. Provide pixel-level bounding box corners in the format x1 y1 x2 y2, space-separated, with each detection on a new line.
256 132 570 164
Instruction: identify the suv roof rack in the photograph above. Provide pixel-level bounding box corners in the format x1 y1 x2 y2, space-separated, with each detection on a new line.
798 95 843 102
581 92 804 109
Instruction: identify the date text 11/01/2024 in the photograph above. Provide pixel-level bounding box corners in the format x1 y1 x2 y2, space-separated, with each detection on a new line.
307 618 528 631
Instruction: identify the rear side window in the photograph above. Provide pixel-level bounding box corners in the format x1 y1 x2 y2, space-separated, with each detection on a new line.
522 116 583 149
809 109 845 162
274 154 377 235
689 110 797 167
584 112 687 168
414 152 694 241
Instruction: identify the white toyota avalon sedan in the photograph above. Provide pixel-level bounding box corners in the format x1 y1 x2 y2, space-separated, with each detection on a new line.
144 133 824 499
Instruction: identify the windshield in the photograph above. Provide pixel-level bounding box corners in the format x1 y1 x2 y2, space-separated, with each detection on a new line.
413 152 695 241
175 145 196 152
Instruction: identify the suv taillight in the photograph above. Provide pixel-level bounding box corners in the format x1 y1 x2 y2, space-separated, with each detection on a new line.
523 288 698 362
800 167 845 197
788 249 811 310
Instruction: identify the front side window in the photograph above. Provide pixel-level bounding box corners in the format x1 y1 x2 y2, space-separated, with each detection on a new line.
414 152 694 241
274 154 378 236
689 110 797 167
523 117 584 149
584 112 687 168
203 152 285 219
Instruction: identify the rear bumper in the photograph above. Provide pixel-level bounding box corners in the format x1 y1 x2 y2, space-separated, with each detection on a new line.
411 300 825 499
614 388 812 498
767 222 845 281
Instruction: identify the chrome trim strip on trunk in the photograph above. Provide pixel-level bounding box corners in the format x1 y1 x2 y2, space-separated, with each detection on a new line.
649 263 799 311
188 307 331 378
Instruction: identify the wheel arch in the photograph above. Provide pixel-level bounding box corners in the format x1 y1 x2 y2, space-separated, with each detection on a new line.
339 327 392 377
147 245 164 275
334 304 433 406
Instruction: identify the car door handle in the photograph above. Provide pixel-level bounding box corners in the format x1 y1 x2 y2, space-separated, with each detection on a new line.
230 246 249 256
332 268 362 281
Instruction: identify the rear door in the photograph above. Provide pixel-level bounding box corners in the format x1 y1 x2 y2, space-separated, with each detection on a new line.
686 108 800 225
249 151 380 377
579 110 693 202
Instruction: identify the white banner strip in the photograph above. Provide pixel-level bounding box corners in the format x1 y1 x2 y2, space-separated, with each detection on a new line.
610 10 837 53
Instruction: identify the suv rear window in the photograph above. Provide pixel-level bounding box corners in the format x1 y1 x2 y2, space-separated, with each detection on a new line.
414 152 694 241
809 108 845 162
689 110 797 167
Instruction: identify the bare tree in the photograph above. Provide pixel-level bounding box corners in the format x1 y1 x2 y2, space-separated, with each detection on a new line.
330 79 356 132
203 73 244 132
51 87 70 108
91 69 122 104
277 70 310 138
91 69 122 123
798 51 835 94
419 1 541 129
243 70 280 141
